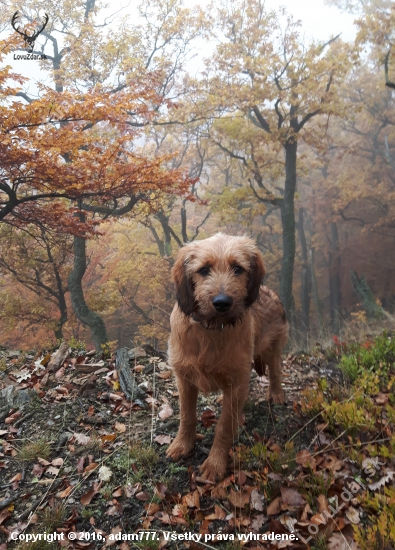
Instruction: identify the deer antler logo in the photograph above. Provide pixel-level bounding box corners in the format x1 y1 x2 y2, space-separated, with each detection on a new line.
11 11 49 53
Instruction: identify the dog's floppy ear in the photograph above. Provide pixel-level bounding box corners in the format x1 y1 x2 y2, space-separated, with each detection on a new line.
172 249 195 316
245 250 265 307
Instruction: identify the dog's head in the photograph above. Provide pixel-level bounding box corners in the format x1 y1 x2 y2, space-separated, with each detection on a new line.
172 233 265 325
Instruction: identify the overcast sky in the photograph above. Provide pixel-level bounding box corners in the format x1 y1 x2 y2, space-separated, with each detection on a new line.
265 0 356 41
3 0 357 91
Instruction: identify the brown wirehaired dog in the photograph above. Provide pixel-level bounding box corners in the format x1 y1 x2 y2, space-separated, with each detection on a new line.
166 233 288 481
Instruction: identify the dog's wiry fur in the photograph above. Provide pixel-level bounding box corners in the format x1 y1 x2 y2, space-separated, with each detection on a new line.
166 233 288 481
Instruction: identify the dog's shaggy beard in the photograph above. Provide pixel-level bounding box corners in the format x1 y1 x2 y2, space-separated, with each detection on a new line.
191 311 245 330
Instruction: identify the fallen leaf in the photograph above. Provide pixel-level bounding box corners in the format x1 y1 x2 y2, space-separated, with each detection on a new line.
158 403 173 420
10 369 31 382
105 502 124 516
100 434 116 443
55 386 68 395
280 514 298 533
211 484 228 499
362 456 383 476
5 412 21 424
368 470 395 491
41 353 51 367
146 503 160 515
269 442 281 453
133 365 145 372
58 486 72 498
228 487 253 508
136 491 150 501
145 397 158 405
317 494 330 513
82 461 98 473
46 466 60 476
280 487 306 509
34 479 54 485
251 489 264 511
172 504 187 518
375 393 388 405
155 511 171 524
311 513 328 525
183 490 200 508
98 465 112 481
237 471 247 485
37 458 51 466
73 433 91 445
323 455 343 472
251 514 266 531
205 505 226 520
77 456 86 474
296 449 317 469
155 482 168 499
55 367 65 379
32 464 44 478
10 472 22 482
114 422 126 433
157 371 171 379
267 497 281 515
0 509 11 525
345 507 360 524
327 533 358 550
154 434 171 445
81 487 99 505
124 483 142 497
109 393 123 401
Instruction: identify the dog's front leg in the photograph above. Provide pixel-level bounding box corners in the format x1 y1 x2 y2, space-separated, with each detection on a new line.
200 375 250 482
167 375 198 460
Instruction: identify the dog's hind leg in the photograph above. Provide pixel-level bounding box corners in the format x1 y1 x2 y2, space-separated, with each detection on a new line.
264 348 285 404
166 376 198 460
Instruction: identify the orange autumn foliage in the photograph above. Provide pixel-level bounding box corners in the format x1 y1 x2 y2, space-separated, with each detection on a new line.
0 37 194 235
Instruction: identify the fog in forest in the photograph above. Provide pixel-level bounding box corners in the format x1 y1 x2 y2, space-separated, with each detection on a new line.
0 0 394 350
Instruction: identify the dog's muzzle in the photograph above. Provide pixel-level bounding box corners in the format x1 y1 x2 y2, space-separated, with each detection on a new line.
212 294 233 312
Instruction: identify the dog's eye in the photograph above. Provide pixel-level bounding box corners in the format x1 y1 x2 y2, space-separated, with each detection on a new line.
197 266 210 276
233 265 244 275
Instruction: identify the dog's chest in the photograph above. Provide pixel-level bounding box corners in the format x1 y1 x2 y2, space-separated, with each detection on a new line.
172 326 254 393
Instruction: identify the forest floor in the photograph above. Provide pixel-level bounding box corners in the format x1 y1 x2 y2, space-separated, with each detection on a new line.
0 333 394 550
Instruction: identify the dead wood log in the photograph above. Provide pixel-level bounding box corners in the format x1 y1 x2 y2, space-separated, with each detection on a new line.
48 342 69 372
116 348 147 407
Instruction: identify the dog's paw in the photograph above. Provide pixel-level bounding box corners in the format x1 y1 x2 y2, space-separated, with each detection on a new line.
166 436 195 461
199 456 227 482
268 388 285 404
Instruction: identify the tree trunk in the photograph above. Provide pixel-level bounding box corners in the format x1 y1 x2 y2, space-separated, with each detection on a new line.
351 271 386 319
53 262 68 341
156 211 172 256
54 310 67 341
181 201 188 243
280 140 297 324
328 222 342 335
297 208 311 333
68 234 108 351
310 247 325 334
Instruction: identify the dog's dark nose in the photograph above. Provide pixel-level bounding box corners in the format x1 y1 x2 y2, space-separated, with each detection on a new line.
212 294 233 312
